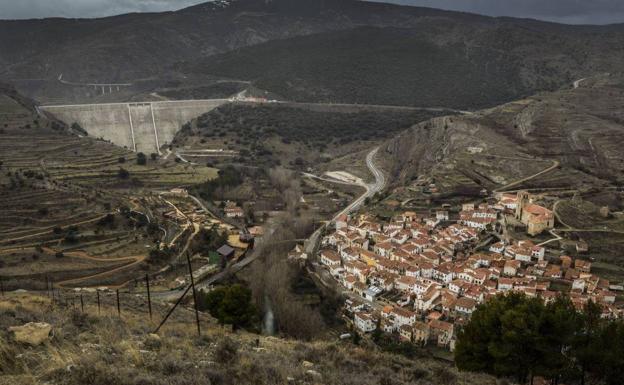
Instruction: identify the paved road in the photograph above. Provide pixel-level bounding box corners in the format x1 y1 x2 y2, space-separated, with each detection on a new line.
302 173 365 187
58 73 133 87
154 146 386 301
152 238 261 301
276 101 472 115
305 147 385 255
493 160 560 193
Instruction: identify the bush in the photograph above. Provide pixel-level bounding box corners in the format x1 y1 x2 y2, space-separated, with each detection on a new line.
136 152 147 165
118 168 130 179
214 337 238 364
193 165 243 201
196 284 257 329
96 214 116 227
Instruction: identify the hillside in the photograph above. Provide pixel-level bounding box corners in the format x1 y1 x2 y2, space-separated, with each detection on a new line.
1 0 624 107
182 23 624 109
0 84 223 291
173 102 446 170
0 0 478 83
382 73 624 196
0 291 497 385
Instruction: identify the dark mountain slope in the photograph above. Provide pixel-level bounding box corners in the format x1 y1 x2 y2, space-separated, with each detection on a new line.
0 0 487 83
182 22 624 109
2 0 624 107
182 26 525 109
0 0 621 83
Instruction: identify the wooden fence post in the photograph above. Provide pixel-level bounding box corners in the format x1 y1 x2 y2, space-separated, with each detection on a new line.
116 289 121 318
146 274 152 320
186 253 201 336
153 285 191 334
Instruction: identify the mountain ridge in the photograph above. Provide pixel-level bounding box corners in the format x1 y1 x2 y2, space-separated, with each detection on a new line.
2 0 623 83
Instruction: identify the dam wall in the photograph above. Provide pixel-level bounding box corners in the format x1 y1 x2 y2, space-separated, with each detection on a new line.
41 99 228 153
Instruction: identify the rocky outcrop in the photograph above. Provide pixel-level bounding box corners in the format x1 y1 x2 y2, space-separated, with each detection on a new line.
9 322 52 346
512 103 538 138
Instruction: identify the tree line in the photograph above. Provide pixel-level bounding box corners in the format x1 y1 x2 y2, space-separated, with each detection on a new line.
455 292 624 385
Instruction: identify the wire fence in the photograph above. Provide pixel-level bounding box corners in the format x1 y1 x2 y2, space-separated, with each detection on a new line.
0 253 205 336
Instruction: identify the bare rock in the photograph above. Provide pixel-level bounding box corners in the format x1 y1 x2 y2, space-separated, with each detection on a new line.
9 322 52 346
305 370 322 380
143 333 162 350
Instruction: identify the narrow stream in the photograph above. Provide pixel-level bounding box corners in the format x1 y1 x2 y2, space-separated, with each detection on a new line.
262 295 275 336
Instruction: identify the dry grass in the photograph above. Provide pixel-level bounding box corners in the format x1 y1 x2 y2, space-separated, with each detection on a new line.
0 292 497 385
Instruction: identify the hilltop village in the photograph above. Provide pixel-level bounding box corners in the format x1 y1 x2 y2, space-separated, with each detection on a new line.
317 191 621 351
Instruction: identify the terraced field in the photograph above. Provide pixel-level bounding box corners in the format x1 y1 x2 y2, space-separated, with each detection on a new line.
1 126 217 188
0 86 220 290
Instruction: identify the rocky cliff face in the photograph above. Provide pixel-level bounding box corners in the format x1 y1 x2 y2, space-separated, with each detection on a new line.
382 75 624 194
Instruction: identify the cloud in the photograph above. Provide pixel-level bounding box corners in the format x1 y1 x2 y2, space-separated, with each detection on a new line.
1 0 623 24
0 0 206 19
385 0 624 25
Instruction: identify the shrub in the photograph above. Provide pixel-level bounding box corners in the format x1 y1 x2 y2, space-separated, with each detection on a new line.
196 284 257 329
118 168 130 179
214 337 238 364
136 152 147 165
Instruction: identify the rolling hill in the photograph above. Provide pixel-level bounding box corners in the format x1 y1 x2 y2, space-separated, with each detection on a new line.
0 0 482 83
2 0 624 108
381 73 624 196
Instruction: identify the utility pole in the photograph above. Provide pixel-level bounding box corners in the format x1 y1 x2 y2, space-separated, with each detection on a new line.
146 274 152 320
187 253 201 336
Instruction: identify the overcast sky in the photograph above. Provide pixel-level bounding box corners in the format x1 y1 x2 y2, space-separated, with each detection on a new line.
0 0 623 25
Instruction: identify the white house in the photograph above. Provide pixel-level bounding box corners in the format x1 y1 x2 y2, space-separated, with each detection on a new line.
320 250 341 267
354 312 376 333
364 286 383 301
489 242 505 254
498 278 514 291
454 297 477 315
531 246 545 261
391 307 417 328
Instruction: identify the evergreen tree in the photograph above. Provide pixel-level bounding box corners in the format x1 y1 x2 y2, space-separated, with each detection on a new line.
197 284 257 330
456 292 624 385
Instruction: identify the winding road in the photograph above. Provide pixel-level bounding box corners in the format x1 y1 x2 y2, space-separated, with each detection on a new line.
154 146 386 300
493 160 560 193
305 147 385 255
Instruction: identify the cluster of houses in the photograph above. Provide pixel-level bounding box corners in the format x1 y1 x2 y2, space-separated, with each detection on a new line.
223 201 244 218
318 192 621 351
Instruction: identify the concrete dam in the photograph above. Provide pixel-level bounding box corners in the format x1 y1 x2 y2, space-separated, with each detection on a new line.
41 99 228 154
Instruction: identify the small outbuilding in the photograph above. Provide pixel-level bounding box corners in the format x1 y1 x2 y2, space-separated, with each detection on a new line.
217 244 235 260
